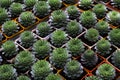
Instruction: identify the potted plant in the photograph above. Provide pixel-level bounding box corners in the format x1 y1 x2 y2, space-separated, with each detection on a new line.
16 75 31 80
111 0 120 9
24 0 37 10
45 73 62 80
0 0 12 8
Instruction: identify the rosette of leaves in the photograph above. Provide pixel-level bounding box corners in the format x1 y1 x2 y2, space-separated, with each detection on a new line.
33 40 51 59
93 4 107 19
0 64 17 80
50 10 68 28
14 51 36 72
80 10 97 28
108 29 120 47
96 63 116 80
84 28 99 42
0 0 12 8
16 75 31 80
85 75 102 80
18 11 36 27
111 0 120 9
64 60 83 79
51 30 67 47
45 73 62 80
96 39 111 56
20 31 35 48
67 38 85 56
48 0 62 10
62 0 77 4
33 1 50 18
31 60 52 80
24 0 37 10
50 48 71 68
36 22 50 37
66 5 80 20
2 40 18 58
2 20 18 36
81 49 98 67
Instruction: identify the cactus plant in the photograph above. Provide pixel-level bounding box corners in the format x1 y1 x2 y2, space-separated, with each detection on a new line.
36 22 50 37
18 11 36 27
0 64 17 80
0 0 12 8
50 10 68 28
33 1 50 18
96 39 111 56
66 5 80 20
2 40 18 58
48 0 62 10
2 20 18 36
31 60 52 80
93 4 107 19
16 75 31 80
80 11 97 28
85 75 102 80
111 0 120 9
20 31 35 48
33 40 51 59
45 73 62 80
50 48 71 68
81 49 98 67
64 60 83 79
24 0 37 9
14 51 36 72
108 29 120 47
62 0 77 4
84 28 99 42
51 30 67 47
96 63 116 80
67 38 85 56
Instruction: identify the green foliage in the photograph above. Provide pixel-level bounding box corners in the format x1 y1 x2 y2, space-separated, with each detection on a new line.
80 11 97 28
96 63 116 80
45 73 61 80
36 22 50 37
67 38 85 56
51 30 67 47
2 40 17 58
0 0 12 8
33 40 51 59
66 5 80 19
18 11 36 27
14 51 36 72
0 64 17 80
31 60 52 80
93 4 107 19
62 0 77 4
79 0 93 9
50 48 70 68
85 75 102 80
85 28 99 42
112 0 120 8
24 0 37 9
20 31 35 48
16 75 31 80
48 0 62 10
33 1 50 18
109 29 120 47
64 60 83 79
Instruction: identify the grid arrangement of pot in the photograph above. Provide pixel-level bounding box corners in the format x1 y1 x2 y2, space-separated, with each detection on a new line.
0 0 120 80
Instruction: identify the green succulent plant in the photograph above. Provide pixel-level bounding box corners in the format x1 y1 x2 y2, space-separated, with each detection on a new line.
20 31 35 48
0 64 17 80
80 10 97 28
93 4 107 19
106 11 120 26
111 0 120 9
48 0 62 10
64 60 83 79
62 0 77 4
18 11 36 27
9 3 24 17
50 10 68 28
67 38 85 56
50 48 71 68
33 1 50 18
14 51 36 72
24 0 37 9
81 49 98 67
33 40 51 59
2 20 18 36
96 63 116 80
108 29 120 47
45 73 62 80
95 21 110 35
85 28 99 42
96 39 111 56
0 0 12 8
66 5 80 20
51 30 67 47
31 60 52 80
85 75 102 80
16 75 31 80
2 40 17 58
36 22 50 37
0 8 8 25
